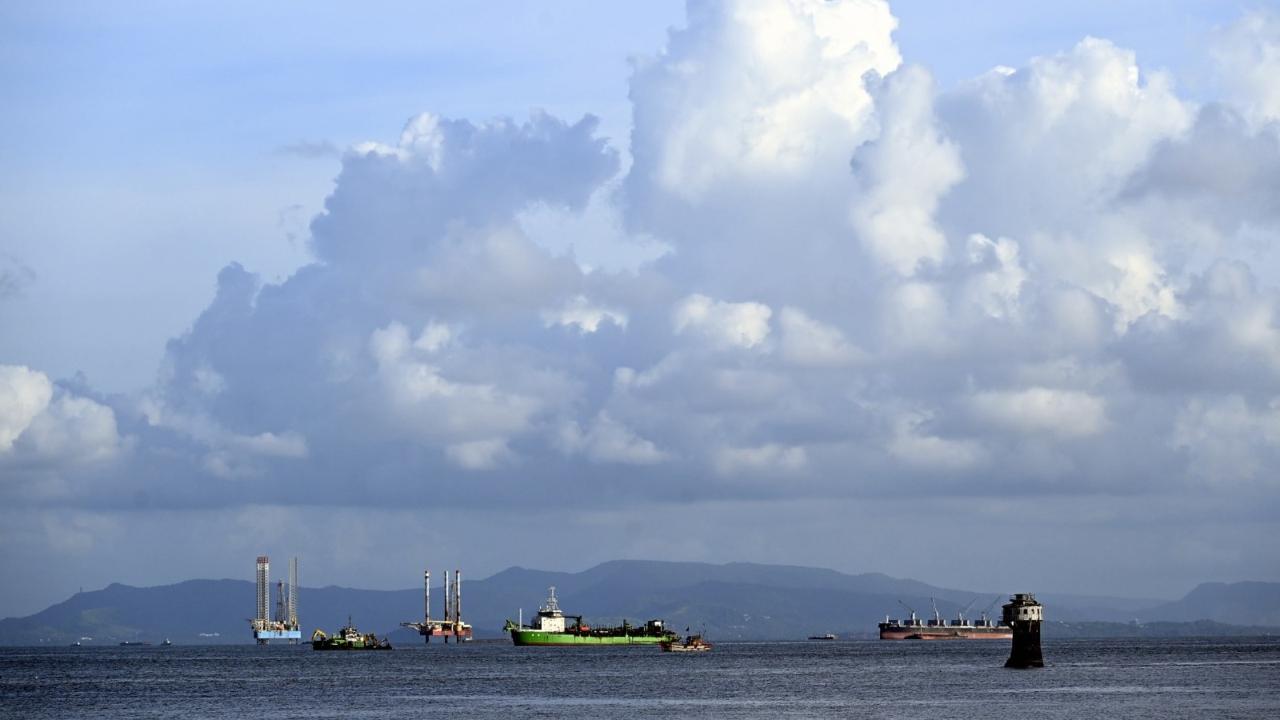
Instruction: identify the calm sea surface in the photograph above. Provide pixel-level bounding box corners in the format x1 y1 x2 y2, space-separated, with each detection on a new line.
3 637 1278 719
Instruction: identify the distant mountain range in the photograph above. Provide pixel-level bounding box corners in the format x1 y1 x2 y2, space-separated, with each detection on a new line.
2 560 1276 645
1138 581 1280 626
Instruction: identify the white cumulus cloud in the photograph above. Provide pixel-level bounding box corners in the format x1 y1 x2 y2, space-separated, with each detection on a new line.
0 365 52 452
558 412 668 465
778 308 863 367
673 294 772 349
0 365 123 471
542 295 628 334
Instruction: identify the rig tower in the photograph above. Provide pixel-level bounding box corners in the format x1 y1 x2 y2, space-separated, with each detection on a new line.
401 567 473 643
288 557 298 630
256 556 270 628
250 554 302 644
1002 593 1044 668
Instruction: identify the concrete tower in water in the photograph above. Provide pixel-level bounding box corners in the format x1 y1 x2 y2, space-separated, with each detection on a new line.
1002 593 1044 668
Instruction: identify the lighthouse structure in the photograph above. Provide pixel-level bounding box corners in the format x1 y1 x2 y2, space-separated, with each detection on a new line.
1002 593 1044 668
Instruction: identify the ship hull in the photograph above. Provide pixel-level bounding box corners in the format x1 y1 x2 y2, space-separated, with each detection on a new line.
879 626 1012 640
255 630 302 641
311 642 393 650
660 643 712 652
510 629 672 646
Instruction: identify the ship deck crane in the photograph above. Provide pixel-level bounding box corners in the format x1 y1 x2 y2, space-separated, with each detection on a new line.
896 600 920 624
978 596 1001 624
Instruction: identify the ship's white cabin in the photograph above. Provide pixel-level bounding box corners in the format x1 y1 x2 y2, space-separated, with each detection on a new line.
534 586 566 632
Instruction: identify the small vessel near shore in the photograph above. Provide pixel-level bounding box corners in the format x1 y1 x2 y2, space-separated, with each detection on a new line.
660 633 713 652
808 633 837 640
879 598 1012 640
506 587 678 646
311 618 392 650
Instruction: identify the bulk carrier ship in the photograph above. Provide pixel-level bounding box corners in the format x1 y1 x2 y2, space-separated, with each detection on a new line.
505 587 677 646
879 598 1012 640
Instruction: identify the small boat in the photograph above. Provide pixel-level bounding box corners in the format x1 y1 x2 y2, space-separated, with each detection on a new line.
162 639 172 646
119 641 151 646
660 633 713 652
808 633 837 640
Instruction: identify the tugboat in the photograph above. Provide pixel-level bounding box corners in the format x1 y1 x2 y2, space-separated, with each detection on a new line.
660 632 713 652
311 617 392 650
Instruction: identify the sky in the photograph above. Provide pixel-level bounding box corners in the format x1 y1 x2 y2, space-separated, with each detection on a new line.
1 0 1279 618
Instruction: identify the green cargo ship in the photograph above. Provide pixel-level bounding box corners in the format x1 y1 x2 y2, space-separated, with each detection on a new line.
506 587 677 646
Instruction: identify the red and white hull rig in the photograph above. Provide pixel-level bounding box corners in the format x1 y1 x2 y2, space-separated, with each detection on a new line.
879 598 1013 640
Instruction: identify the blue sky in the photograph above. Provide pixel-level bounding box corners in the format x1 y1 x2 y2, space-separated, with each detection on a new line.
1 1 1278 618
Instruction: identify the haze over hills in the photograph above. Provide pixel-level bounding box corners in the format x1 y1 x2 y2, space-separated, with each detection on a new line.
1 560 1274 646
1139 582 1280 627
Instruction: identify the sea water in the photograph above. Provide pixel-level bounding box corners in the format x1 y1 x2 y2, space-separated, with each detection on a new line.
2 637 1278 718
